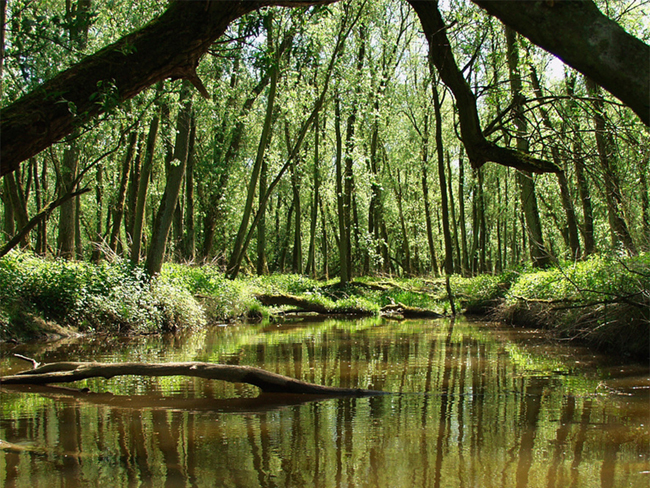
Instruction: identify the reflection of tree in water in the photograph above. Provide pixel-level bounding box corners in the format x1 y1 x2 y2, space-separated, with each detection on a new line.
0 320 647 487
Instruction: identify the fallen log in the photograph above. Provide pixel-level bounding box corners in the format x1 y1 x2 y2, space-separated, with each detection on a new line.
0 361 386 396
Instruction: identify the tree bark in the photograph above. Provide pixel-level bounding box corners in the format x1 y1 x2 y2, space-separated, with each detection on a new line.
470 0 650 126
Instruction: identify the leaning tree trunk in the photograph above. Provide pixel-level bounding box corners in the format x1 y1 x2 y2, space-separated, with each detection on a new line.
145 82 193 276
0 0 338 177
130 85 162 265
0 361 385 396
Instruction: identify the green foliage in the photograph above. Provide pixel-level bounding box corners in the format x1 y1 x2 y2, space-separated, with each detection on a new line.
503 253 649 358
0 251 206 338
452 273 513 313
508 254 649 303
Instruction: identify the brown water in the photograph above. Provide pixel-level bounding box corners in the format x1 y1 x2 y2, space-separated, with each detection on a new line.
0 318 648 488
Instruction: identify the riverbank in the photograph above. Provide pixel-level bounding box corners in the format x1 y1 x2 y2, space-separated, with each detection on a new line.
1 250 648 360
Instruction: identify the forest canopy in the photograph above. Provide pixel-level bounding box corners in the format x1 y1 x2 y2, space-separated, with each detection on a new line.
1 0 649 281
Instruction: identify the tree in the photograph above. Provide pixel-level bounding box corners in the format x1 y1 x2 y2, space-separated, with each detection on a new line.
505 26 552 268
3 0 647 181
145 81 194 276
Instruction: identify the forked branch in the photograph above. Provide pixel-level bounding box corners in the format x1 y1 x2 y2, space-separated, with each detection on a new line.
0 361 387 396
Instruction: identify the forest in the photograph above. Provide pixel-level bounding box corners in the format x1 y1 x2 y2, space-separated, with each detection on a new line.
0 0 649 358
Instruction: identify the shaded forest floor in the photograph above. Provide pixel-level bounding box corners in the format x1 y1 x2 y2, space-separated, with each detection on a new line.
1 251 648 361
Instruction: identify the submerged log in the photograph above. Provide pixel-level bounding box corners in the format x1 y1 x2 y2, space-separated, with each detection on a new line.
0 361 386 396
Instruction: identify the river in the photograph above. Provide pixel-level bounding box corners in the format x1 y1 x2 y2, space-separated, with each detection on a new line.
0 317 648 487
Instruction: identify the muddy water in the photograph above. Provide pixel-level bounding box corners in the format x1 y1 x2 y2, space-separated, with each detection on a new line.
0 318 648 487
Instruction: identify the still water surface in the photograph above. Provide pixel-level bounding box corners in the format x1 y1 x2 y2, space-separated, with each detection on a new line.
0 318 648 487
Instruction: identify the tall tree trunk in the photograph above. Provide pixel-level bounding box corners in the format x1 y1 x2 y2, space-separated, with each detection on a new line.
585 77 637 254
529 65 581 260
421 125 439 276
565 84 595 256
182 117 196 261
458 148 469 275
342 32 365 279
477 167 487 273
227 13 278 276
334 97 350 284
131 84 162 265
320 197 329 280
108 130 137 254
57 141 78 259
256 156 269 275
368 111 387 274
91 163 103 262
432 73 456 313
446 151 460 273
305 112 320 278
37 159 48 254
75 196 82 259
395 171 411 276
125 131 143 245
506 26 552 268
145 81 193 276
290 157 303 274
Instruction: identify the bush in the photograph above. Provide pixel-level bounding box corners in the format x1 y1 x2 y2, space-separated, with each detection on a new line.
0 251 208 338
502 253 650 359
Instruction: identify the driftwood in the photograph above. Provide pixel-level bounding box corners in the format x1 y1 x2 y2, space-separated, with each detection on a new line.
0 361 386 396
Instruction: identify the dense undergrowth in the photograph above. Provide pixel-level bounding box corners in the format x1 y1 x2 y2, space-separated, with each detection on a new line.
0 250 647 359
